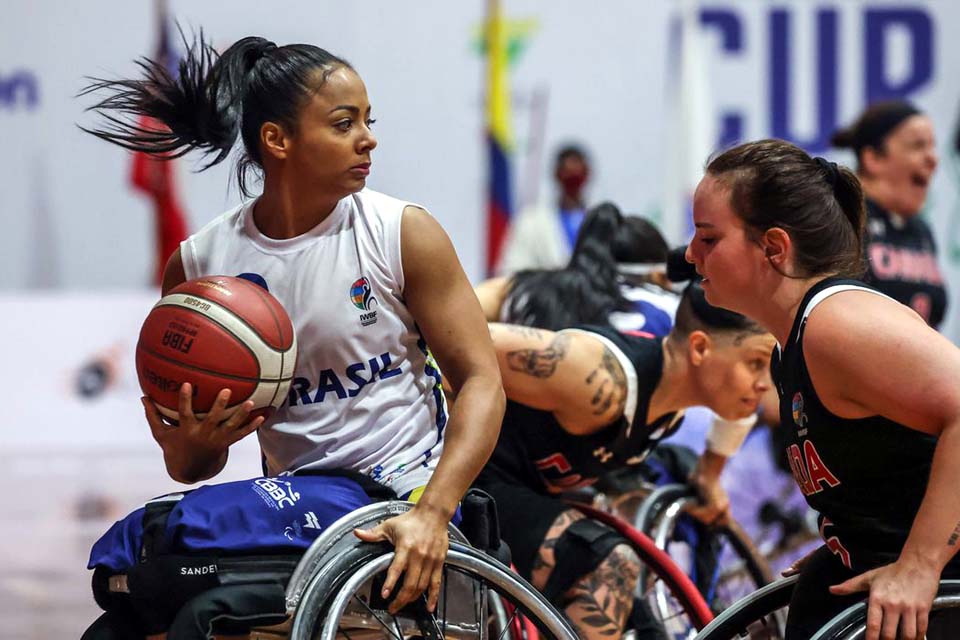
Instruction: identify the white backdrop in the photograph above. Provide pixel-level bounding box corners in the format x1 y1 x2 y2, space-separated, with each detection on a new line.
3 1 959 335
2 2 960 635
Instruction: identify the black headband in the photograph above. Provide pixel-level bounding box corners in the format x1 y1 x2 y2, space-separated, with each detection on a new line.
834 101 920 155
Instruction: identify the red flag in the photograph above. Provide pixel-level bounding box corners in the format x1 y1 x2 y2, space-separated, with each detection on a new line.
131 0 188 285
130 122 189 285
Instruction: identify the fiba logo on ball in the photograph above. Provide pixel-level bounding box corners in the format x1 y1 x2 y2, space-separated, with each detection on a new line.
792 392 808 430
350 276 379 326
136 276 298 422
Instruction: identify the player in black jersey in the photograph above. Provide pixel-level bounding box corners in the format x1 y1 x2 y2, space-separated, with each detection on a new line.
685 138 960 640
831 100 947 329
474 282 776 640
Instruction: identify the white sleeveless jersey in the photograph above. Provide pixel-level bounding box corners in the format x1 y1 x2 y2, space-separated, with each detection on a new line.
180 188 447 497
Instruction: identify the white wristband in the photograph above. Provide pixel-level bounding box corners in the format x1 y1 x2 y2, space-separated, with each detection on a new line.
705 413 758 457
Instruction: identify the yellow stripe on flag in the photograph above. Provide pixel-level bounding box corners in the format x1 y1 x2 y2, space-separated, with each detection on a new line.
486 0 512 147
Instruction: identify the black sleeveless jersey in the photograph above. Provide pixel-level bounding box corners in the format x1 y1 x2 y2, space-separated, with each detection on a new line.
863 198 947 329
487 326 683 494
771 277 938 572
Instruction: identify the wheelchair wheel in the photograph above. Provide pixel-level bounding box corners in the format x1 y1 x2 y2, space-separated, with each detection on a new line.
810 580 960 640
635 484 772 606
635 484 690 535
692 575 794 639
288 541 578 640
711 520 774 609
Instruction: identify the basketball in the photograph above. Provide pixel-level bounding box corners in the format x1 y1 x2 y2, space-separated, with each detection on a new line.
136 275 298 422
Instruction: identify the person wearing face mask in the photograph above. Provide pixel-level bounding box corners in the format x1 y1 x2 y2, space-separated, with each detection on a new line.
831 100 947 328
497 144 593 274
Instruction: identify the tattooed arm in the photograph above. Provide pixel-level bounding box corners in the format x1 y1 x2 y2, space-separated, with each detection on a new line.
489 323 629 435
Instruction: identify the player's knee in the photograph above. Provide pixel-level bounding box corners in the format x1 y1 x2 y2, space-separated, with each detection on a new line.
540 518 633 603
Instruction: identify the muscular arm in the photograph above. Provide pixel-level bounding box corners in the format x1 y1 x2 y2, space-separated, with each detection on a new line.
401 207 506 519
805 292 960 436
353 207 506 613
806 293 960 583
488 323 629 434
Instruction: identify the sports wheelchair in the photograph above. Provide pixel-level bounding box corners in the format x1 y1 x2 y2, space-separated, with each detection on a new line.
693 577 960 639
284 499 578 640
85 491 579 640
285 498 723 640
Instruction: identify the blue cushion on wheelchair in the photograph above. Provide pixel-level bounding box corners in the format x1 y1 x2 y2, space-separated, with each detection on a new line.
89 475 373 571
89 505 147 572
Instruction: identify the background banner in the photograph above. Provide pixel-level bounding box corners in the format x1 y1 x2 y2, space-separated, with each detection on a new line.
1 2 958 635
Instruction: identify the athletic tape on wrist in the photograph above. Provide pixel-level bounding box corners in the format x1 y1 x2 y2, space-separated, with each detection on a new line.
705 413 757 457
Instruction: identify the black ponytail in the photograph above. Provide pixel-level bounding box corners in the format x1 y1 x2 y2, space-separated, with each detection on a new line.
80 29 351 196
80 29 246 165
502 202 630 330
567 202 627 297
832 164 866 261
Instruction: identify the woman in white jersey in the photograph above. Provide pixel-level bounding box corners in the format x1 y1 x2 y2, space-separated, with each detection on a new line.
685 139 960 640
82 33 505 615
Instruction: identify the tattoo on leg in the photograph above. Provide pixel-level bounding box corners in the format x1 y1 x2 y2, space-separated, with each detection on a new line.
585 347 627 417
506 333 571 378
530 509 584 591
564 544 641 639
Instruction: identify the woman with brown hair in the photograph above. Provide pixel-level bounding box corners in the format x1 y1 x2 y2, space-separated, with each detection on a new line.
685 138 960 640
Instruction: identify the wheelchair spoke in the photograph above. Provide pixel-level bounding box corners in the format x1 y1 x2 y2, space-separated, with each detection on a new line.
422 606 445 640
348 592 404 640
495 607 520 640
392 609 406 640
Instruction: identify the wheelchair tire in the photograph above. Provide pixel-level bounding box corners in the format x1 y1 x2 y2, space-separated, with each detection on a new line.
287 541 579 640
635 484 691 536
637 484 772 600
691 575 795 639
720 520 774 591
